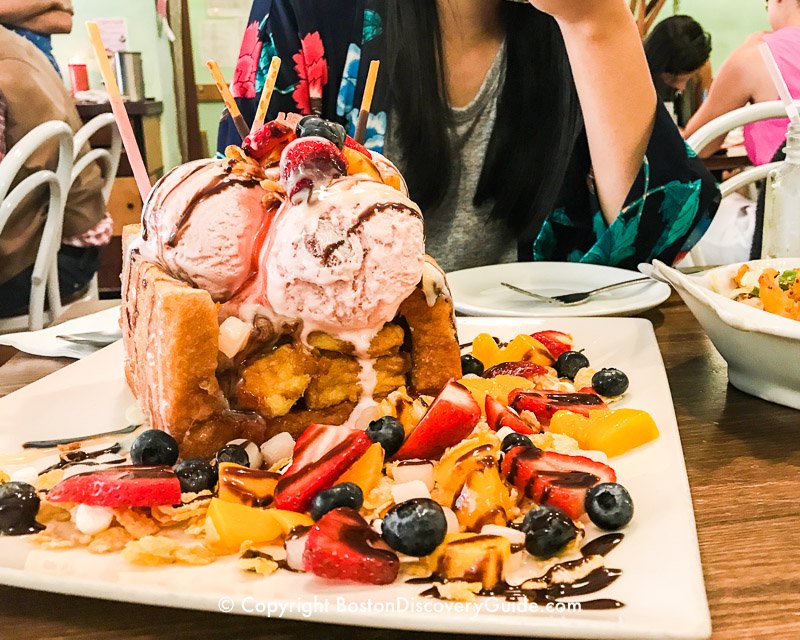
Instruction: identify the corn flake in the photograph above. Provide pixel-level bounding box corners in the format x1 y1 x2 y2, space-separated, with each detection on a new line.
121 535 215 566
114 508 161 539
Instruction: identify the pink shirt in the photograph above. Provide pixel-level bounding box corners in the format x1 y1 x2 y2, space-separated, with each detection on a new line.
744 27 800 166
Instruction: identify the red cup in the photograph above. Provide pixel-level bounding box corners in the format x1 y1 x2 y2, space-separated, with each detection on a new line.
68 63 89 95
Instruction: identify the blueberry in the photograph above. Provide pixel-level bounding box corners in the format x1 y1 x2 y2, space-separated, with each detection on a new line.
555 351 590 380
296 116 346 149
130 429 179 466
592 368 629 396
521 505 578 558
216 444 250 467
460 354 484 376
174 458 216 493
585 483 634 530
381 498 447 557
309 482 363 520
501 432 533 453
0 482 43 535
366 416 405 458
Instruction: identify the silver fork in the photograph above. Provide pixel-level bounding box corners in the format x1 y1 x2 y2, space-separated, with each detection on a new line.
56 330 122 347
501 277 652 306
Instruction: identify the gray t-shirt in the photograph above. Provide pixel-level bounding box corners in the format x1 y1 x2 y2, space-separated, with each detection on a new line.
384 44 517 273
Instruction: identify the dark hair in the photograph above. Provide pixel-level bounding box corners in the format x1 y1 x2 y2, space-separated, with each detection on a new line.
384 1 582 248
644 16 712 78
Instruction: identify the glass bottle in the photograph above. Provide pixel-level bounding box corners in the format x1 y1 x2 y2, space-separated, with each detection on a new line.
762 123 800 258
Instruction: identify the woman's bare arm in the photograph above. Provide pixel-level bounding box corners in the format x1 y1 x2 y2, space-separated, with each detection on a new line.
529 0 656 222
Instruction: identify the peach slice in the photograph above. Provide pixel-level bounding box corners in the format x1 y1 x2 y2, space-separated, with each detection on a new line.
459 375 535 414
205 498 312 552
432 432 500 505
549 408 660 457
217 462 279 507
343 147 382 182
337 442 385 496
452 467 514 532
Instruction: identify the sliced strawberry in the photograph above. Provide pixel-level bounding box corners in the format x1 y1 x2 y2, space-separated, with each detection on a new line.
303 507 399 584
274 430 371 512
47 466 181 507
501 447 616 518
394 380 481 461
483 361 549 381
290 423 358 472
242 120 295 164
509 390 607 426
531 331 573 359
344 135 372 159
485 395 535 435
531 472 596 519
280 138 347 198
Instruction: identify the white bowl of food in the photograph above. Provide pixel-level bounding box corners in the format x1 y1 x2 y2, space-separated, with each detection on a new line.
651 258 800 409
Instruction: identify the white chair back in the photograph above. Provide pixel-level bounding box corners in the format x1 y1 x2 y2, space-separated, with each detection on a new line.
71 113 122 300
0 121 73 332
72 113 121 203
680 100 799 267
686 100 799 156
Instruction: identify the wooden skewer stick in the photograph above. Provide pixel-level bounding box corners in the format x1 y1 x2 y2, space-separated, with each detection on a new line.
251 57 282 134
354 60 380 145
643 0 668 35
87 22 151 201
635 0 647 37
206 60 249 141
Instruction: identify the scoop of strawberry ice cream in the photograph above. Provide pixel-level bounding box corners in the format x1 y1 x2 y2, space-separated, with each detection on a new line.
265 159 425 351
138 159 271 302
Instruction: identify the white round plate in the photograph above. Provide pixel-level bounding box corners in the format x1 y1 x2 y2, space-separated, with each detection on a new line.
448 262 671 317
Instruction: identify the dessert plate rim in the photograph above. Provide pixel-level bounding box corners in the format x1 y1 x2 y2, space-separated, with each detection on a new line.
0 317 710 639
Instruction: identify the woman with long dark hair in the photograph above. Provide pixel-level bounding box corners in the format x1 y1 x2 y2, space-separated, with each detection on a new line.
219 0 718 272
645 16 712 112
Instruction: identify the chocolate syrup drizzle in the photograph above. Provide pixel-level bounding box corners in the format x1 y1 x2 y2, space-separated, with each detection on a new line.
166 175 262 247
38 443 123 475
310 202 423 267
240 549 302 573
141 163 207 241
219 465 280 508
407 533 626 610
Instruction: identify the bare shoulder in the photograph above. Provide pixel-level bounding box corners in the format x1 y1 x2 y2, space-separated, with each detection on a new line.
742 30 768 48
721 35 765 74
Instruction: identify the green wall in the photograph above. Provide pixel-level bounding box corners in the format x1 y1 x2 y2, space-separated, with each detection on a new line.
655 0 770 71
189 0 249 156
51 0 181 170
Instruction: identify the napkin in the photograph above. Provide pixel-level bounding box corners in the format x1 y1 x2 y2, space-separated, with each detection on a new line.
0 306 121 359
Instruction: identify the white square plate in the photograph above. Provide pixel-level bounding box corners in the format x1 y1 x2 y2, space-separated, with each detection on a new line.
0 317 710 639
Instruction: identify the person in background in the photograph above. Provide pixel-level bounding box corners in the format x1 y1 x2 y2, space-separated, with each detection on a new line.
0 25 109 317
644 15 712 127
219 0 718 274
683 0 800 165
0 1 73 74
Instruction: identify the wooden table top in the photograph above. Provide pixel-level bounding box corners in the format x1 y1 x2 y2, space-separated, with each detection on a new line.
700 147 751 174
0 294 798 640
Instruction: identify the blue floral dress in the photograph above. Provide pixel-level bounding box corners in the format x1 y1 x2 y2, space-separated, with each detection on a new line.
218 0 720 268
